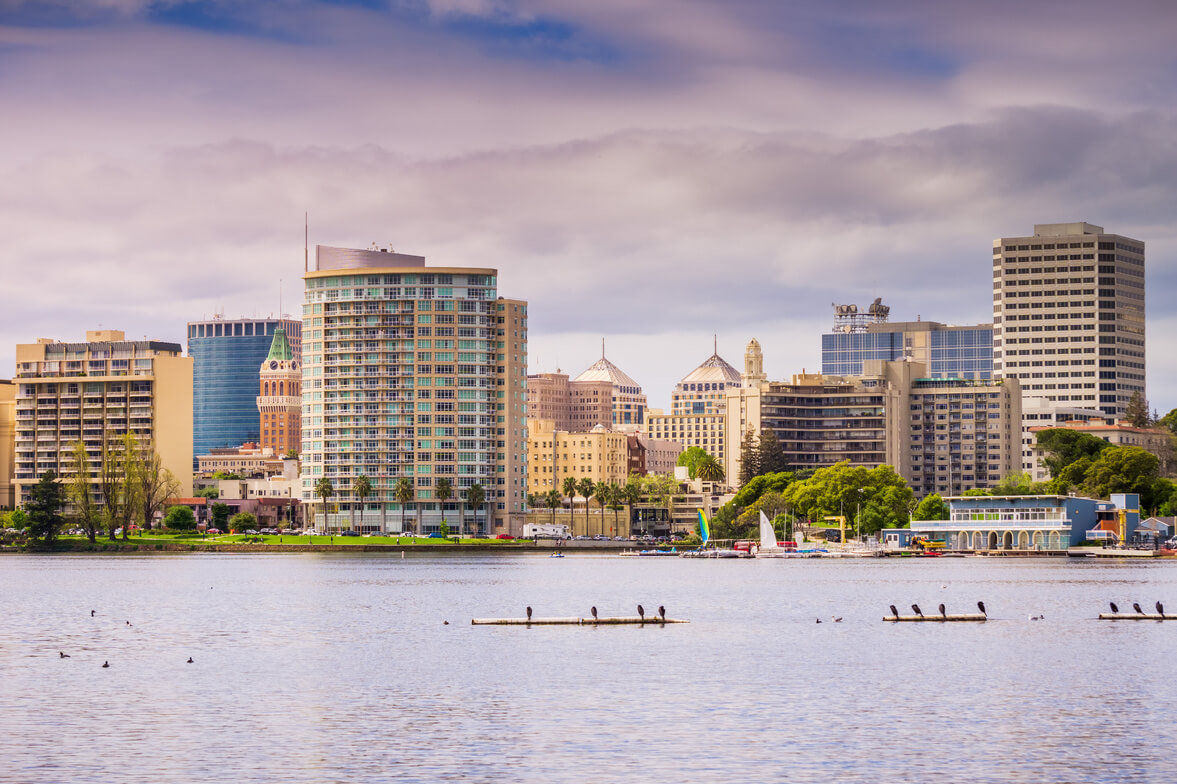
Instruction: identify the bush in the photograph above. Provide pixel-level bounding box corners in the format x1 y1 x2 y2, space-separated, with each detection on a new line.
229 512 257 533
163 506 196 531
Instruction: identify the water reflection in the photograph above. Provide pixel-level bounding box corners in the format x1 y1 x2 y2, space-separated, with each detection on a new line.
3 554 1176 783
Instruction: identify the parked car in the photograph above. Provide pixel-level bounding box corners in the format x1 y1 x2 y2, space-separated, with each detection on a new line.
495 534 515 540
426 532 445 538
206 528 221 535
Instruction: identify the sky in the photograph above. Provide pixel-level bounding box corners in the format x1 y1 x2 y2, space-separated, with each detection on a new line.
2 0 1177 413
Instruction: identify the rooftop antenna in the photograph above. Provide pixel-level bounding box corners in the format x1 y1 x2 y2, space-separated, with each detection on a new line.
714 333 717 356
601 338 605 359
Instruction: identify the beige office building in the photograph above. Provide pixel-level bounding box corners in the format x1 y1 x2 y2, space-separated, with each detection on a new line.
12 330 193 506
301 245 527 534
993 222 1145 418
527 418 629 497
0 380 14 509
646 349 740 479
726 358 1020 497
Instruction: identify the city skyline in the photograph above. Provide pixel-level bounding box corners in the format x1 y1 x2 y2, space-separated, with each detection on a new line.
3 1 1176 414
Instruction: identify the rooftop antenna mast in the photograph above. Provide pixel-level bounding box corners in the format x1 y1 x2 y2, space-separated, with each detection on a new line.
601 337 605 359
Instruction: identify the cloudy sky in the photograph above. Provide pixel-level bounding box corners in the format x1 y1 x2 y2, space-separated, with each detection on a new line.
3 0 1176 412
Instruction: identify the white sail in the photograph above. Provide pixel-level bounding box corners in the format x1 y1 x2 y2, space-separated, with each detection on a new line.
759 510 777 550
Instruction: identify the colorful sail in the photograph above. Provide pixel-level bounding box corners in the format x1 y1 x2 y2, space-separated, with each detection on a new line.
697 509 710 543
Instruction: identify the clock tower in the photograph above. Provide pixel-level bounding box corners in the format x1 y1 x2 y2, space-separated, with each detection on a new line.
257 326 301 456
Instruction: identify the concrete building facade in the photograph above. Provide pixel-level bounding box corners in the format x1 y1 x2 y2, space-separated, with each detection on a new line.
0 380 14 509
527 418 629 498
12 330 193 506
300 245 526 534
646 349 740 477
525 371 613 432
992 222 1145 418
823 313 993 381
570 350 647 427
188 317 302 458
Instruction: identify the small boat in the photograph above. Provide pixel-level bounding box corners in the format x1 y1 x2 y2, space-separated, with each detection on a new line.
550 552 565 558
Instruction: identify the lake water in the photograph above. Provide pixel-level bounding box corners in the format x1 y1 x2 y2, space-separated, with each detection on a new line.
2 552 1176 783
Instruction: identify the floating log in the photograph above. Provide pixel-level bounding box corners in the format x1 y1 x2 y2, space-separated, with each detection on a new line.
1098 613 1172 621
883 614 987 622
471 616 688 626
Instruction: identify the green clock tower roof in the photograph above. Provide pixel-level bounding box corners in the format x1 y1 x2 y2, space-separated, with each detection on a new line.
266 326 294 362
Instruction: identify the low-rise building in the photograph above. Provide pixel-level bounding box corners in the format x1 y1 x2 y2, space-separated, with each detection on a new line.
1029 419 1175 478
196 443 286 478
526 419 629 498
910 492 1140 551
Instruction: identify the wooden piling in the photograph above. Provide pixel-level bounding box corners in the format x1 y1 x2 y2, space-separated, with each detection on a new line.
1098 613 1171 621
471 616 688 626
883 614 987 622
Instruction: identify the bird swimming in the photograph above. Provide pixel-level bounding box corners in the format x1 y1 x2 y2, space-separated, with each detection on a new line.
815 618 822 623
186 657 194 664
90 610 95 617
911 604 923 618
102 661 109 668
59 652 70 658
443 621 449 625
126 621 131 626
832 617 843 623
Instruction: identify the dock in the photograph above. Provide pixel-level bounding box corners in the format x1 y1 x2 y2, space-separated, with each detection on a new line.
471 616 689 626
1098 613 1172 621
884 614 987 622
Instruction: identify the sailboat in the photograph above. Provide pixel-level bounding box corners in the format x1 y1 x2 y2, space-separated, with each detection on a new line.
680 509 744 558
754 510 792 558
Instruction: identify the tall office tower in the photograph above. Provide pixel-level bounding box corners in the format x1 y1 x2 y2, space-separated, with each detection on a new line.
301 245 527 535
12 330 193 506
822 302 993 381
257 326 301 456
646 348 740 469
187 317 302 458
993 223 1145 417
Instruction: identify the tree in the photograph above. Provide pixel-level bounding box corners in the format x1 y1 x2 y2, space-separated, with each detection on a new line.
676 447 709 480
696 454 725 484
352 474 373 532
912 493 949 521
729 471 795 510
1159 408 1177 437
25 470 65 544
781 461 913 537
67 440 100 543
435 477 453 535
577 477 595 535
1082 446 1159 500
544 488 562 526
465 483 485 537
193 486 220 499
137 449 180 531
395 477 414 536
315 477 335 533
163 505 196 531
1035 429 1112 478
1125 391 1151 428
562 476 578 514
98 434 137 541
644 473 680 534
606 483 623 536
757 428 788 476
210 502 230 531
229 512 257 533
738 429 760 486
592 481 610 537
990 471 1048 496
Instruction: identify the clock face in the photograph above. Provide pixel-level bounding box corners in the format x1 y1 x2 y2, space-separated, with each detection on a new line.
269 360 278 370
291 361 298 370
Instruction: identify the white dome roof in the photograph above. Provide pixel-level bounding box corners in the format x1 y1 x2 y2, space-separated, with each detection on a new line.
679 353 740 385
573 356 642 390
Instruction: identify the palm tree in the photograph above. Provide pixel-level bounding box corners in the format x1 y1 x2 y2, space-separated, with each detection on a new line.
544 489 562 526
352 474 372 533
577 477 595 536
315 477 335 533
592 481 610 537
465 483 485 538
697 455 725 485
436 477 453 536
622 476 643 537
562 475 578 519
607 483 623 537
395 477 413 536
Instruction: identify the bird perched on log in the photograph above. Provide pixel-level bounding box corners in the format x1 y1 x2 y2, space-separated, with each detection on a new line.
658 605 666 622
938 604 946 619
911 604 923 618
526 606 532 621
1109 601 1119 614
889 605 899 618
637 604 645 622
1133 602 1143 615
977 601 987 617
1157 601 1165 617
590 606 598 622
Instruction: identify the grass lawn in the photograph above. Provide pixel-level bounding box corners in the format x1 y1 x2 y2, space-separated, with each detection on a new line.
57 532 523 546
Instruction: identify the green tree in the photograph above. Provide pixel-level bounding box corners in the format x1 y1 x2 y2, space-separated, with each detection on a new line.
757 428 787 476
315 477 335 533
435 477 453 536
990 471 1048 496
730 471 795 510
696 454 725 484
25 470 65 544
395 477 414 535
577 477 595 535
544 488 562 526
912 493 949 521
229 512 257 533
738 429 760 486
1036 428 1112 478
781 461 913 537
98 434 137 541
606 482 624 537
1082 445 1159 500
210 502 230 531
1125 391 1151 428
562 476 578 516
163 505 196 531
592 481 610 537
352 474 373 532
465 483 485 537
1158 408 1177 437
676 447 710 480
137 449 180 531
67 440 100 543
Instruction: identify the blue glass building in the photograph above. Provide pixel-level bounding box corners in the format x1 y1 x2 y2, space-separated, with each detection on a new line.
822 321 993 380
187 317 302 459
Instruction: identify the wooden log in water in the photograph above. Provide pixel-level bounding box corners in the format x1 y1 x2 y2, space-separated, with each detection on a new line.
883 614 987 622
1098 613 1172 621
471 616 688 626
